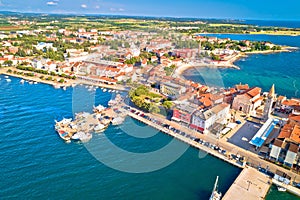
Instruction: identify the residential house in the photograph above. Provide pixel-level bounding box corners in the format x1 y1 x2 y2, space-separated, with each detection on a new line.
284 143 299 167
160 82 186 100
269 139 283 161
172 103 199 125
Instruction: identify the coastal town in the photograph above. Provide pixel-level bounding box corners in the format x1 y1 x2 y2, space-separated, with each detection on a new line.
1 14 300 199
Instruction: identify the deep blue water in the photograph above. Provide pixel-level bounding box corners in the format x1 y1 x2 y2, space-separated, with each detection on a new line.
184 34 300 98
243 20 300 28
0 75 240 199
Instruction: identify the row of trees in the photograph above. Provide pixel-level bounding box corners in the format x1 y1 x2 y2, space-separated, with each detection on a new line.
16 65 76 79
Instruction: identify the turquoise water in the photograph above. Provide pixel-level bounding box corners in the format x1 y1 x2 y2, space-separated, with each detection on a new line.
184 34 300 98
0 75 241 199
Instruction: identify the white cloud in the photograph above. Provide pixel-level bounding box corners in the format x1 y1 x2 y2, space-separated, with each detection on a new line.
81 4 87 8
95 5 100 9
110 8 125 12
47 1 58 6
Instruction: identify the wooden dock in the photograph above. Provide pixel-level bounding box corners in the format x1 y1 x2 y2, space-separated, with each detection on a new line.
222 167 271 200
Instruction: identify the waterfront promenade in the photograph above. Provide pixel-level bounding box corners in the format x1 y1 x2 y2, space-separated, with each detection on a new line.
123 105 300 185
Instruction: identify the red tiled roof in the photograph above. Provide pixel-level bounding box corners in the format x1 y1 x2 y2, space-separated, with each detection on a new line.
246 87 261 98
282 99 300 107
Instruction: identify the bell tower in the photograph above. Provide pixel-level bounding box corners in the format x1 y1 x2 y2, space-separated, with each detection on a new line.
263 84 275 121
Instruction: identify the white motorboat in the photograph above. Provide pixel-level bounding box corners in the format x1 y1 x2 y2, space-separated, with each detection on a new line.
94 124 106 132
6 79 11 82
20 79 25 84
277 186 286 192
111 117 125 125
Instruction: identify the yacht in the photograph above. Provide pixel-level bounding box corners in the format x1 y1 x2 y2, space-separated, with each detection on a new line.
20 79 25 84
6 78 11 82
103 88 107 92
209 176 222 200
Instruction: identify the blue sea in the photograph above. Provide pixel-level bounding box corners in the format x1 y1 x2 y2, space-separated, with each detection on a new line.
0 76 241 199
243 20 300 28
1 34 300 199
184 34 300 98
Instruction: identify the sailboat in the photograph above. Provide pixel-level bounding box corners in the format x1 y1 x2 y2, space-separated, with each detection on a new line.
209 176 222 200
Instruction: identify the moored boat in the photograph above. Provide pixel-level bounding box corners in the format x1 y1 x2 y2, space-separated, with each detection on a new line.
93 105 106 113
111 117 125 125
209 176 222 200
277 186 286 192
74 131 92 143
94 123 106 132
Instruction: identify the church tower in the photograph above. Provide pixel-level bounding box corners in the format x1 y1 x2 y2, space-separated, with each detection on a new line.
263 84 275 121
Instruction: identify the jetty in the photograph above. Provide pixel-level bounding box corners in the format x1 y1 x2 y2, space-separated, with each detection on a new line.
222 167 271 200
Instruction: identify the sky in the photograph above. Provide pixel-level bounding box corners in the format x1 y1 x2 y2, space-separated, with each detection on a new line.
0 0 300 20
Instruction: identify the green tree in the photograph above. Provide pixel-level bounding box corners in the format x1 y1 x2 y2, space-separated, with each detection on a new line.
163 101 173 109
3 60 13 66
149 104 160 113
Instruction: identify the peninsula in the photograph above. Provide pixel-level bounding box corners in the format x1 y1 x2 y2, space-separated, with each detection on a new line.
1 12 300 199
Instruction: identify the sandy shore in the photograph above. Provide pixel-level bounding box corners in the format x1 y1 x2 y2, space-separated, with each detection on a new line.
249 31 300 36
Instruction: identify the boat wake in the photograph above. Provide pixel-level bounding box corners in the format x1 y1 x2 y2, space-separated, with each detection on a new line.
293 79 299 97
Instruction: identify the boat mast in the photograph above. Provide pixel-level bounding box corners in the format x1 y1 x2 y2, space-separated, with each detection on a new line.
213 176 219 192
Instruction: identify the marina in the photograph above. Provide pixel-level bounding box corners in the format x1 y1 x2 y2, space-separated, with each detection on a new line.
54 94 126 143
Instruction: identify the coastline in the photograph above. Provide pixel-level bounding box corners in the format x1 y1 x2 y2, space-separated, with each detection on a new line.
174 46 298 77
0 67 128 91
0 67 75 87
198 32 300 37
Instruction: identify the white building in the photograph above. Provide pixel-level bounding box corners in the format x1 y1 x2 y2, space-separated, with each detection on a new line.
284 143 299 167
35 42 57 51
190 103 230 132
269 139 283 161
